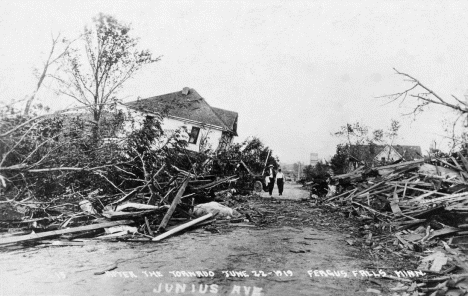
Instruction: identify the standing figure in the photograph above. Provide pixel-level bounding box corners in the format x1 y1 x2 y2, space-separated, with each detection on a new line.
276 168 284 196
267 164 276 196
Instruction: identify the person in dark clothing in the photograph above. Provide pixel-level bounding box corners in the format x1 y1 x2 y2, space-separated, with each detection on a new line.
276 168 284 196
263 170 270 192
267 164 276 196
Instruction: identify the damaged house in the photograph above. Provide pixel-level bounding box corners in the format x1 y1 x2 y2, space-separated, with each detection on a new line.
348 144 423 171
122 87 238 153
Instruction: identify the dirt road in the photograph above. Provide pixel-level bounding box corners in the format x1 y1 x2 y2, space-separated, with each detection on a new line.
259 182 309 200
1 183 398 296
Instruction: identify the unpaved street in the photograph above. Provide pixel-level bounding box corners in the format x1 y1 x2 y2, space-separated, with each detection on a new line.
1 183 399 296
259 182 310 200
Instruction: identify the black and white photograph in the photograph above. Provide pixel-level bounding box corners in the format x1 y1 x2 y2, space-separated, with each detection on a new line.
2 1 468 295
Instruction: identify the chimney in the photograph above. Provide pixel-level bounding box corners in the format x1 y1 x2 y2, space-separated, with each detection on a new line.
182 87 190 95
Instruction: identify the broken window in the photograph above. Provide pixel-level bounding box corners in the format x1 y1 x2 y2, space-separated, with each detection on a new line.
188 126 200 144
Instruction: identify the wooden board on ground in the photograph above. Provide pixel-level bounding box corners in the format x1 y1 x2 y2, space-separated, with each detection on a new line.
0 220 133 245
102 210 155 219
153 213 213 242
428 227 460 240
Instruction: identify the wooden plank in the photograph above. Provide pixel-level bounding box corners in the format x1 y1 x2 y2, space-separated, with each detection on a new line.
451 157 464 171
351 201 391 218
240 160 255 176
364 185 394 197
354 181 387 198
153 213 213 242
437 158 463 171
390 190 402 216
41 240 97 246
390 184 448 196
402 181 408 199
157 177 190 232
418 192 468 205
0 220 133 245
103 210 157 220
418 173 468 185
116 202 164 212
94 231 128 239
261 150 271 176
459 152 468 172
404 189 441 203
145 216 154 236
428 227 460 240
325 188 356 202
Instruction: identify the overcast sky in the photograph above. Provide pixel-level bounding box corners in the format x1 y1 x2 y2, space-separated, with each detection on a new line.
1 1 468 164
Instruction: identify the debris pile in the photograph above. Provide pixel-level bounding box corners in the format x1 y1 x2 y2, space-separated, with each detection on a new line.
0 155 261 248
324 153 468 295
0 104 284 251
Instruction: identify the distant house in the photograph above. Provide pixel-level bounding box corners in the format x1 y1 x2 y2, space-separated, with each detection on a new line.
348 144 423 169
124 87 238 153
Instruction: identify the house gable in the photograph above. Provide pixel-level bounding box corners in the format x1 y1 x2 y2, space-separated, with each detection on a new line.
211 107 238 136
374 146 402 162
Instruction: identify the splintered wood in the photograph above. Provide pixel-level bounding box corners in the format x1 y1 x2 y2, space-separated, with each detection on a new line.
325 154 468 295
328 158 468 227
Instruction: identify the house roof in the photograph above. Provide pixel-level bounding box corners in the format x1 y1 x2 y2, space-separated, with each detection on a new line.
125 88 238 135
350 144 422 163
392 145 423 160
211 107 238 133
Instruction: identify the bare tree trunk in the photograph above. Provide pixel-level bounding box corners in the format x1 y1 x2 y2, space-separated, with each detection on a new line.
23 33 75 116
23 68 48 116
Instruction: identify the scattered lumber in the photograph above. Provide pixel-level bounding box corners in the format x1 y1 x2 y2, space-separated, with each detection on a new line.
321 154 468 295
152 213 213 242
0 220 133 245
